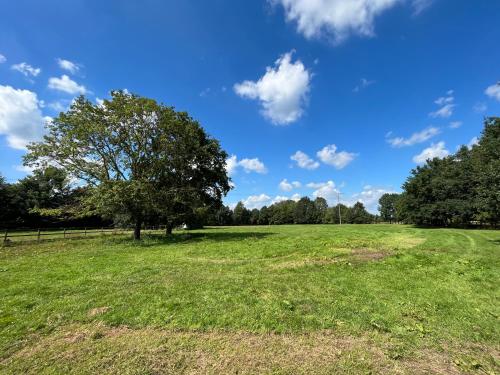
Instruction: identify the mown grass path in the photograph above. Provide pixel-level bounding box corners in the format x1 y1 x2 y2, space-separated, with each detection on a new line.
0 225 498 374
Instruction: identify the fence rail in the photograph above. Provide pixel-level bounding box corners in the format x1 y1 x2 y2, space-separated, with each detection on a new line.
2 226 167 245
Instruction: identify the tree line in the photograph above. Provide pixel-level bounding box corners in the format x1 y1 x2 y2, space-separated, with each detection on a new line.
378 117 499 227
202 199 376 226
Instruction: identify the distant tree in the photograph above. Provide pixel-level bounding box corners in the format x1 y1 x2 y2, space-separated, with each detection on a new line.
269 200 296 224
25 91 230 239
347 202 372 224
250 209 260 225
258 206 270 225
378 193 400 223
294 197 316 224
232 202 251 225
313 197 328 223
215 205 233 226
0 174 14 227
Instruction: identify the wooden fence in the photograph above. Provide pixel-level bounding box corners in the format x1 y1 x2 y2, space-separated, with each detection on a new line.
2 226 167 245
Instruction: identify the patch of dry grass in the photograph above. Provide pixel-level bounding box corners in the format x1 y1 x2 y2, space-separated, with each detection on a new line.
4 323 497 374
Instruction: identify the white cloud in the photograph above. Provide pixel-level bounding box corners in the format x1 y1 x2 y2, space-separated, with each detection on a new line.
430 104 454 118
349 186 396 213
242 194 272 209
316 144 357 169
226 155 267 176
240 192 302 209
310 180 339 205
15 164 34 173
57 58 80 74
271 195 290 204
467 136 479 149
290 150 320 170
449 121 462 129
234 51 311 125
225 155 239 176
279 179 301 191
353 78 375 92
387 126 440 147
0 54 6 63
238 158 268 174
272 0 404 43
485 82 500 102
48 75 87 95
412 141 450 164
11 62 41 77
0 85 49 149
430 90 455 118
412 0 433 15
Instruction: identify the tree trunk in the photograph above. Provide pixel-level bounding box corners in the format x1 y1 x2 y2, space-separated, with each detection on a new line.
166 223 173 235
134 220 142 240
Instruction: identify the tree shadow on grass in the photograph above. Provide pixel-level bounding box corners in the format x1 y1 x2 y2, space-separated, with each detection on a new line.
105 230 275 247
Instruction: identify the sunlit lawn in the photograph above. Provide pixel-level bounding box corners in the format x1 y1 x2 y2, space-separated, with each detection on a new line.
0 224 498 374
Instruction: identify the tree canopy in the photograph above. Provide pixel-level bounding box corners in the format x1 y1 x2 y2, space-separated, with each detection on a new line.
387 117 499 227
24 91 231 239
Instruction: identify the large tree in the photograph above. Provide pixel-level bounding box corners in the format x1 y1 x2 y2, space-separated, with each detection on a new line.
24 91 230 239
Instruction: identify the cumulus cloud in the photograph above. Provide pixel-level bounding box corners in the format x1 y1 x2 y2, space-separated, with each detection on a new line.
234 51 311 125
316 144 357 169
48 75 87 95
57 58 80 74
485 82 500 102
242 194 272 209
309 180 339 204
225 155 267 176
412 141 450 164
239 192 302 209
11 62 41 77
0 85 49 149
279 179 301 191
272 0 416 43
387 126 440 147
348 186 396 213
238 158 268 174
0 54 6 63
290 150 320 170
430 90 455 118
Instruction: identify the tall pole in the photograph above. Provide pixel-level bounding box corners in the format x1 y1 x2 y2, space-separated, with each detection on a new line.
337 191 342 225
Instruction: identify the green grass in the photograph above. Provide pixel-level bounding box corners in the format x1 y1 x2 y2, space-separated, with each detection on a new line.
0 225 499 374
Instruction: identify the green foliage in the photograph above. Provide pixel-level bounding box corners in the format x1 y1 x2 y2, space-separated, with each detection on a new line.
397 117 499 226
378 193 400 223
232 202 251 225
24 91 231 238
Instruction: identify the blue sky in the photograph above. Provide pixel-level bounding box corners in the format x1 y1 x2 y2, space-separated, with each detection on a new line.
0 0 499 212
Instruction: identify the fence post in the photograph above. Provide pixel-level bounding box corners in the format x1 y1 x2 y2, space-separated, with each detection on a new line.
101 227 104 236
37 229 41 242
3 230 7 244
84 227 87 236
63 228 66 239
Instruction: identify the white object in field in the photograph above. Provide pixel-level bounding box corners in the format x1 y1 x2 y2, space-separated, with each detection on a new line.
182 224 188 230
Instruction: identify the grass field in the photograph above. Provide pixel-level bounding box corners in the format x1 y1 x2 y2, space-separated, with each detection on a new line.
0 224 499 374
